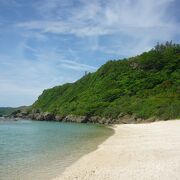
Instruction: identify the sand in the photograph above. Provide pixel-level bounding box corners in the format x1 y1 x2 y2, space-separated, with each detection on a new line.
53 120 180 180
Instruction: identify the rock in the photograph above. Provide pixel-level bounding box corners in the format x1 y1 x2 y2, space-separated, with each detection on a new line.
9 108 150 125
21 110 29 116
27 113 34 119
136 118 144 123
88 116 101 123
43 112 55 121
116 114 136 124
63 115 87 123
87 116 113 124
143 117 155 123
55 115 64 121
118 112 126 118
99 117 111 124
35 113 44 121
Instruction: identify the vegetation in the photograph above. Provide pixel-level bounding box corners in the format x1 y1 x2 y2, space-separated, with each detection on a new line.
0 107 20 116
0 106 29 117
32 42 180 121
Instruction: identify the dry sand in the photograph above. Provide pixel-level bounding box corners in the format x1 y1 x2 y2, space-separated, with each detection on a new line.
54 120 180 180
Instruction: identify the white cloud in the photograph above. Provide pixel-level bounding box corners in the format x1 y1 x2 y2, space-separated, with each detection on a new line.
1 0 179 106
60 60 97 71
18 0 176 35
17 0 179 56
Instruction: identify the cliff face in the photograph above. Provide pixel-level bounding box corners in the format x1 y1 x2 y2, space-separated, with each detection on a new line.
12 43 180 124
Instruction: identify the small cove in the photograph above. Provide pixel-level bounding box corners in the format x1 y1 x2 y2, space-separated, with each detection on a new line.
0 119 113 180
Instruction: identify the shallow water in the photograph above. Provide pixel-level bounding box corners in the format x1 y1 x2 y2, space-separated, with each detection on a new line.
0 120 113 180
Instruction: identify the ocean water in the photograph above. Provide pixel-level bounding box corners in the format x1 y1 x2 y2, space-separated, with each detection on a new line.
0 119 113 180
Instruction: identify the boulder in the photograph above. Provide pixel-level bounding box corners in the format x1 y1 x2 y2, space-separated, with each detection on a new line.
88 116 101 123
63 115 87 123
55 115 64 121
34 113 44 121
117 114 136 124
43 112 55 121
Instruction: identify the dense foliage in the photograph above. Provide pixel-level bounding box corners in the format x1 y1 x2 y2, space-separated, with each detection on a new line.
32 43 180 120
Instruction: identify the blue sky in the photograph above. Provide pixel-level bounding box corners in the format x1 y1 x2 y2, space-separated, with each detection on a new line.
0 0 179 107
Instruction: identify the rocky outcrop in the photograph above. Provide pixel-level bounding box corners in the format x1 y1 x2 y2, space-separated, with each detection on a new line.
11 110 55 121
10 109 146 124
62 115 88 123
30 112 55 121
55 115 65 121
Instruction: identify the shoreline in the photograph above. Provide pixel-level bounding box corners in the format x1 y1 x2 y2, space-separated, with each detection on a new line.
53 120 180 180
0 120 113 180
9 110 158 124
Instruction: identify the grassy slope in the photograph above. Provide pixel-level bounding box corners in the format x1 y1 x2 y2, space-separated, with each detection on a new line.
32 44 180 120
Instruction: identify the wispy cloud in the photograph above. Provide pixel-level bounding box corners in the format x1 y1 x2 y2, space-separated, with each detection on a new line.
0 45 96 106
60 60 97 71
0 0 179 106
17 0 179 56
21 31 48 41
18 0 177 34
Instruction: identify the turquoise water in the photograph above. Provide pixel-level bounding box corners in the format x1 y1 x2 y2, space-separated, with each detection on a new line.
0 120 113 180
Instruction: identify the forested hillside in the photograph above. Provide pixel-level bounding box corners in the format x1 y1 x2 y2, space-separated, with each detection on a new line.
0 107 23 116
25 42 180 122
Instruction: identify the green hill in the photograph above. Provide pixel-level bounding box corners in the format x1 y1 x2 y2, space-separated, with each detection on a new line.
0 107 25 117
29 42 180 122
0 107 13 116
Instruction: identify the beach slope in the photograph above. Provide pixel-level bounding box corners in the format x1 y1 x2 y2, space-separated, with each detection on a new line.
54 120 180 180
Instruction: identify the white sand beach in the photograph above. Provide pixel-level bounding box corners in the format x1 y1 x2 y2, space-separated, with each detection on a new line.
54 120 180 180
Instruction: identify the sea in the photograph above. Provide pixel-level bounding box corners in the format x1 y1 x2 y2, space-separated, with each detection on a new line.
0 119 113 180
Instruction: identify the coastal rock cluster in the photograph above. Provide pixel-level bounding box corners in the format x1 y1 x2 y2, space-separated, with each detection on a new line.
10 109 149 124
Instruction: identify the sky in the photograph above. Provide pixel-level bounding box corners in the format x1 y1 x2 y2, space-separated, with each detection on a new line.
0 0 180 107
